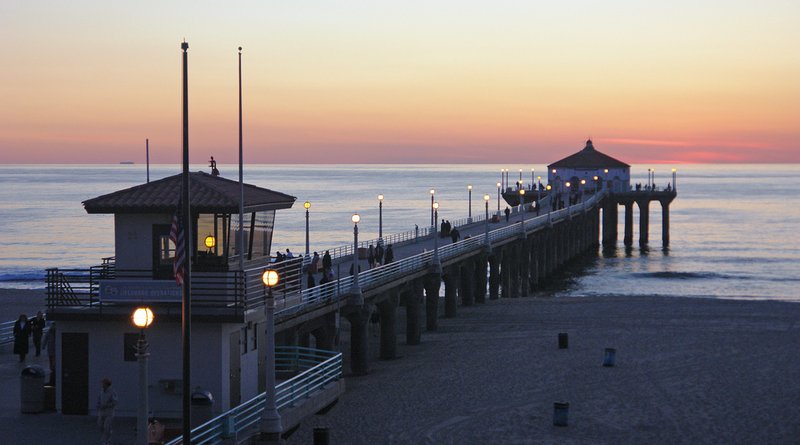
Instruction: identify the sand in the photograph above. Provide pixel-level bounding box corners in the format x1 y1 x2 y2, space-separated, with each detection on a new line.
0 288 46 322
286 295 800 444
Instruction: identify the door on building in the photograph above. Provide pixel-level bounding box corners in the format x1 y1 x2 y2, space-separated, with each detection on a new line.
152 224 175 280
229 331 241 407
61 332 89 414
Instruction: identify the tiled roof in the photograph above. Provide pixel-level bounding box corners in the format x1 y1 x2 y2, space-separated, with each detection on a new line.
548 140 630 169
83 172 296 214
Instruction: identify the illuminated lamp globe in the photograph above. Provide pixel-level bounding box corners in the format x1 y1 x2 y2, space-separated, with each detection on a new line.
351 213 360 224
204 235 216 249
132 307 154 329
432 202 439 210
484 194 490 202
262 269 280 288
304 201 311 210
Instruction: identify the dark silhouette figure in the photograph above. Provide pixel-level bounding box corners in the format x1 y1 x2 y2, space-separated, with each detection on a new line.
384 245 394 264
13 314 31 362
209 156 220 176
504 207 511 222
30 311 45 357
322 250 332 271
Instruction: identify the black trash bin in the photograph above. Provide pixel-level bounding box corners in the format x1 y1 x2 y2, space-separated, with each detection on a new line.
190 388 214 427
21 365 46 413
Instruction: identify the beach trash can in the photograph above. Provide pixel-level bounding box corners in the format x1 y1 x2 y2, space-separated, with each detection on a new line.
21 365 46 413
558 333 569 349
190 388 214 427
313 427 330 445
603 348 617 367
553 402 569 427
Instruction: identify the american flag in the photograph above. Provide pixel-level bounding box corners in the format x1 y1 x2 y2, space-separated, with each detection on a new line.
169 208 185 286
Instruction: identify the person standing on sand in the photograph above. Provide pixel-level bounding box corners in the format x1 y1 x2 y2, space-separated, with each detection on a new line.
30 311 46 357
97 378 118 445
13 314 31 362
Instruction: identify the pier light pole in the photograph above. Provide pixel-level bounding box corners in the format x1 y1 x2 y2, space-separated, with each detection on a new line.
132 307 154 445
647 168 652 190
484 194 490 245
432 202 440 268
604 168 609 190
531 169 535 189
304 201 311 256
546 184 553 224
260 269 282 440
519 168 522 186
652 169 656 190
672 168 677 191
580 179 586 202
351 213 362 295
519 189 526 233
593 175 599 193
378 194 384 243
467 185 473 223
429 189 435 227
496 182 501 216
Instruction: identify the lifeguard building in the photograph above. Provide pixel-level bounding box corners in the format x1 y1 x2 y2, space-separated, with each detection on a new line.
46 171 297 418
547 139 630 193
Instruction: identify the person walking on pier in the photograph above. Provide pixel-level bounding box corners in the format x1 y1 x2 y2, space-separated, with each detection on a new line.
368 244 376 268
322 250 332 272
97 377 118 445
376 243 384 266
13 314 31 362
504 206 511 222
31 311 46 357
384 244 394 264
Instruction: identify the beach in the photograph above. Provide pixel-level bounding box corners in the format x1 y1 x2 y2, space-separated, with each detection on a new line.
0 289 46 322
285 295 800 444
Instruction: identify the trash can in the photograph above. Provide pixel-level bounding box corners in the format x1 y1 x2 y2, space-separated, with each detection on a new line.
190 388 214 427
21 365 46 413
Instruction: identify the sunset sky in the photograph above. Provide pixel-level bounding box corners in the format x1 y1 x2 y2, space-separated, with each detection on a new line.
1 1 798 164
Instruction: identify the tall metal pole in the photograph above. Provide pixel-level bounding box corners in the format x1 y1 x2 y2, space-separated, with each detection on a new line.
432 203 440 267
351 215 361 295
672 168 677 191
429 189 435 227
238 47 245 273
260 279 282 439
519 189 525 233
484 195 490 245
146 139 150 183
136 332 149 445
304 204 310 256
180 40 192 444
496 182 501 217
378 195 383 241
467 185 472 223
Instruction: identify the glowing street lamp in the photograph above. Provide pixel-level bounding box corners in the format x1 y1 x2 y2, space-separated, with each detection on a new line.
351 213 361 295
496 182 501 216
304 201 311 256
483 194 490 245
467 185 473 223
429 189 435 227
378 194 384 242
259 269 282 440
519 189 526 233
565 182 572 211
132 307 154 445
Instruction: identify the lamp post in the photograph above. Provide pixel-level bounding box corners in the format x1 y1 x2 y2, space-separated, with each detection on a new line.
429 189 435 227
519 189 526 233
132 307 154 445
499 169 504 192
580 179 586 202
593 175 599 193
432 202 440 268
204 235 216 254
672 168 677 191
537 175 542 202
304 201 311 256
518 168 522 186
565 182 571 212
259 269 281 440
531 169 535 189
647 168 652 190
351 213 361 295
604 168 609 190
546 184 553 224
484 194 490 245
652 169 656 190
378 194 384 243
467 185 473 223
496 182 501 216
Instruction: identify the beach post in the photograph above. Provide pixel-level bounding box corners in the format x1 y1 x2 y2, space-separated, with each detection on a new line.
603 348 616 367
558 333 568 349
553 402 569 426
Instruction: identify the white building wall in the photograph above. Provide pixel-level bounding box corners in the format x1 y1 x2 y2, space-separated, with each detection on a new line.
115 213 170 270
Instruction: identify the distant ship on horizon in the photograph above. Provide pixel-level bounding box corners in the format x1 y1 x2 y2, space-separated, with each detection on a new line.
119 161 135 165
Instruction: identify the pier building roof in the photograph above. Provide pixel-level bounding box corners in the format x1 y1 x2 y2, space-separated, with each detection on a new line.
82 171 296 214
548 140 630 169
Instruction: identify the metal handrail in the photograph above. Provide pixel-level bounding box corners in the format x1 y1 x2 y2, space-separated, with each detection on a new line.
164 346 342 445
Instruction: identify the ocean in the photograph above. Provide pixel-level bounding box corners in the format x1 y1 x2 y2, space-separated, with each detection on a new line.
1 164 798 301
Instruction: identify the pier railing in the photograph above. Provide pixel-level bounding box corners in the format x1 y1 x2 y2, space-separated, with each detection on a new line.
276 192 605 317
0 320 15 346
164 346 342 445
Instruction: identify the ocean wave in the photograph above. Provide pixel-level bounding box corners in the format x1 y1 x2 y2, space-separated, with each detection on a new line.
0 272 45 283
631 271 742 280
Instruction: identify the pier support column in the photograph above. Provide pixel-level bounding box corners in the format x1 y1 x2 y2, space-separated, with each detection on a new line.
501 247 513 299
661 201 670 247
530 235 540 290
602 199 618 247
488 253 500 300
424 273 442 331
460 260 475 306
475 254 488 304
638 199 650 246
377 292 399 360
520 237 530 297
624 202 634 246
443 265 460 317
405 281 423 345
344 304 373 376
310 312 337 351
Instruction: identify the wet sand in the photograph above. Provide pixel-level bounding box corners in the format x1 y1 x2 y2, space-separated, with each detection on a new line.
287 295 800 444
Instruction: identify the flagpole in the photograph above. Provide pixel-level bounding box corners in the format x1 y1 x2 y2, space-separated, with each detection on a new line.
180 40 192 444
238 46 244 274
